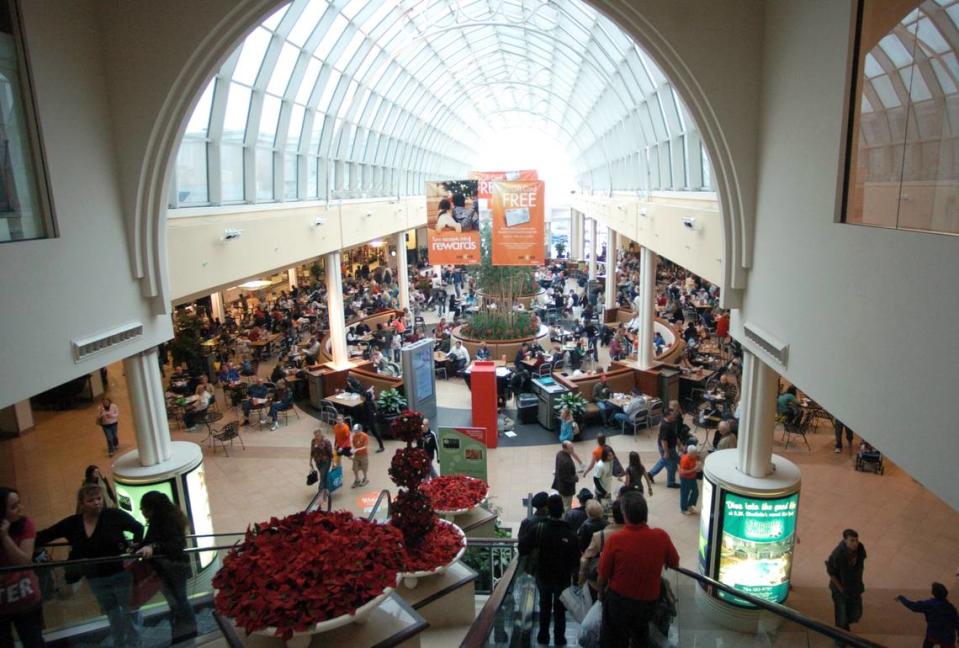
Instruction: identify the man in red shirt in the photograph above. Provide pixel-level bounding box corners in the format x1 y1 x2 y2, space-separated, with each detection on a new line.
597 491 679 647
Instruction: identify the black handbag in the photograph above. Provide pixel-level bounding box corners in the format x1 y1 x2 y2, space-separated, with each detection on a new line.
306 470 318 486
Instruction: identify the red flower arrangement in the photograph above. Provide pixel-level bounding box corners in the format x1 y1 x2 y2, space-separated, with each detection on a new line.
420 475 489 512
390 410 425 444
212 511 407 639
403 520 466 573
388 447 431 488
391 488 435 546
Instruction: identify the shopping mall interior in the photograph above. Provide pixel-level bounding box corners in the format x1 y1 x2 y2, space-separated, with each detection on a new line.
0 1 957 647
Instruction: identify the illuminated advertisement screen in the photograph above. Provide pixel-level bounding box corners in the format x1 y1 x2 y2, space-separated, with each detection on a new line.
698 478 714 580
183 463 216 570
114 478 177 536
412 343 433 400
717 491 798 607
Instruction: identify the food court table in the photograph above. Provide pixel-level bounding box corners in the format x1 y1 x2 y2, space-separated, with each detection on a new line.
323 392 365 410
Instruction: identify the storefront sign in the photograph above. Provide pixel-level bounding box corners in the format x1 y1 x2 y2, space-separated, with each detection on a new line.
490 179 545 266
425 179 480 265
716 492 799 606
437 426 488 481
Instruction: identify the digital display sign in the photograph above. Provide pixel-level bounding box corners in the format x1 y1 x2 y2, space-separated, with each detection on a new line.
412 343 433 400
184 463 216 570
698 478 714 579
716 492 798 607
114 478 177 532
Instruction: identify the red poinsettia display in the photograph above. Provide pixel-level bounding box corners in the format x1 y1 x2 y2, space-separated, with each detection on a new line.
388 447 431 488
403 520 466 573
391 488 434 546
390 409 425 444
212 510 407 639
420 474 489 512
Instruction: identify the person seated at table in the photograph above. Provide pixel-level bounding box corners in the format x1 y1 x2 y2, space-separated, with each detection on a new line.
653 331 666 354
434 318 447 338
270 358 289 385
514 343 532 373
446 340 471 376
241 377 271 425
592 372 616 427
712 419 738 451
370 350 400 377
304 336 322 364
612 390 649 429
569 338 589 371
475 341 491 361
608 331 626 361
218 362 240 386
184 376 214 430
777 385 801 425
267 385 294 431
354 321 371 336
683 321 699 343
717 374 739 413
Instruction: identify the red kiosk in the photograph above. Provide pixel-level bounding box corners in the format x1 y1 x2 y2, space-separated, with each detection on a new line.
470 361 498 449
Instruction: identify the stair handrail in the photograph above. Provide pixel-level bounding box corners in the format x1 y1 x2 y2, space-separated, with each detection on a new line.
670 565 887 648
366 489 392 521
460 555 519 648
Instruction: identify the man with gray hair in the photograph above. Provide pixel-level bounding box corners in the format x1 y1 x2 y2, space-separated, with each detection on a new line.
552 441 581 510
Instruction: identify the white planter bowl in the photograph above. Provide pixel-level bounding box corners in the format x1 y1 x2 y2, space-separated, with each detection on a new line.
399 519 467 589
432 485 490 519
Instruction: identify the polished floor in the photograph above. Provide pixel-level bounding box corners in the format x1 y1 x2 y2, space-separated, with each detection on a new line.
2 324 957 646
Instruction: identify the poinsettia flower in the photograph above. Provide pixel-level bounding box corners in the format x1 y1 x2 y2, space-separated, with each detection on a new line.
420 475 489 512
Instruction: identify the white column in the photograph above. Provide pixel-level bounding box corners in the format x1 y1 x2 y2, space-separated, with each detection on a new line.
604 226 617 311
396 230 410 311
325 251 350 369
123 348 171 467
210 292 225 322
588 217 597 280
288 268 298 290
737 350 777 478
637 246 657 369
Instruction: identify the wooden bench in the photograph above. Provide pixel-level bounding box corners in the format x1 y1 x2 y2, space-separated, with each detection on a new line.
552 367 639 421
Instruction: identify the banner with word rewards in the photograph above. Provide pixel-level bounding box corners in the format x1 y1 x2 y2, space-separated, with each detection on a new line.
426 179 480 265
491 179 545 266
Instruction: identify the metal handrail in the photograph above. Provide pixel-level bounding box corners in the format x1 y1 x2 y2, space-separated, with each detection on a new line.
670 566 887 648
0 543 239 575
460 556 520 648
366 489 392 521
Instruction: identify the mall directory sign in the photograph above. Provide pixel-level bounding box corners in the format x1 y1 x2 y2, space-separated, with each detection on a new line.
716 491 799 607
438 426 488 481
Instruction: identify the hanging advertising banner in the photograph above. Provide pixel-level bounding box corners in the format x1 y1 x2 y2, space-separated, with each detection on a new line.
471 170 539 228
425 179 480 265
716 491 799 607
490 179 545 266
437 426 488 482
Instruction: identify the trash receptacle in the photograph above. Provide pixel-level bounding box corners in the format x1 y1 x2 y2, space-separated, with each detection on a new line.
518 393 538 424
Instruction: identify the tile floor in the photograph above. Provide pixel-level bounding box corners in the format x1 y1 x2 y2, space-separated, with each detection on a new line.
2 312 956 646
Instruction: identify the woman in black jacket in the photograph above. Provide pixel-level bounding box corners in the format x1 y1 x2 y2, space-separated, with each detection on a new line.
135 491 197 643
36 485 143 647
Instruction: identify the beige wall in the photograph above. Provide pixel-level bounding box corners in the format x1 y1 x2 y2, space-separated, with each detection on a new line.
571 192 723 286
168 197 426 301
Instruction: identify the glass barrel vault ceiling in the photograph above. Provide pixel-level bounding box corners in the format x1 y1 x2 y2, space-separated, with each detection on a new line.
172 0 710 208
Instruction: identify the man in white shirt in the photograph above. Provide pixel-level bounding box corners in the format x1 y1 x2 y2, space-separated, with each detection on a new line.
446 340 470 376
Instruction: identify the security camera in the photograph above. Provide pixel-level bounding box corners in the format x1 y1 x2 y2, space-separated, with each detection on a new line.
313 216 326 227
682 218 697 230
223 228 243 240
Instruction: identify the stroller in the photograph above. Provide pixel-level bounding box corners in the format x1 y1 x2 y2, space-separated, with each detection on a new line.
855 441 884 474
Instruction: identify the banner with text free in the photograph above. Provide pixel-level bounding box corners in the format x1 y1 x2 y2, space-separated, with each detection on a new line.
437 426 488 482
491 179 545 266
471 170 538 229
425 179 480 265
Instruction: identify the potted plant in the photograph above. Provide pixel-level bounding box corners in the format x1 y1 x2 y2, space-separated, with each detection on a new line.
554 240 567 259
375 388 408 439
556 392 588 422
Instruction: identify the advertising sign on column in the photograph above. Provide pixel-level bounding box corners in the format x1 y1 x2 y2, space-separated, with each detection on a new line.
491 179 545 266
425 179 480 265
716 491 799 606
437 426 488 481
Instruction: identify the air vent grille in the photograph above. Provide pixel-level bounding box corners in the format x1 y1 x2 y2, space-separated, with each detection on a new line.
742 322 788 368
72 323 143 362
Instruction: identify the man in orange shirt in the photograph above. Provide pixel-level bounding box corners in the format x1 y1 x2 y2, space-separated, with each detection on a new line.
333 414 351 456
350 424 370 488
581 434 610 477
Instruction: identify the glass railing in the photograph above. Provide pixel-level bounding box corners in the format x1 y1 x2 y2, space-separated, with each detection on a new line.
4 532 245 647
463 557 890 648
